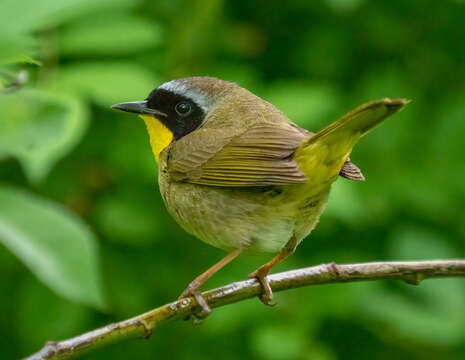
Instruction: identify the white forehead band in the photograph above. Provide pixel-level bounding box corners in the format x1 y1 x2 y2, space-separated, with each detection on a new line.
159 80 210 112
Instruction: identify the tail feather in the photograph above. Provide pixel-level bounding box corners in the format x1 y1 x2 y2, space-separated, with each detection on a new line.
295 98 408 185
303 98 408 149
340 159 365 181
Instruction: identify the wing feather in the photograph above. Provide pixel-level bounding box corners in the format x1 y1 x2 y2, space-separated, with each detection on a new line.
168 123 309 186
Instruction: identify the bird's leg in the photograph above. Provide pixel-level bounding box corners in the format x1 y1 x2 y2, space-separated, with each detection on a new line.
179 248 242 319
248 236 298 306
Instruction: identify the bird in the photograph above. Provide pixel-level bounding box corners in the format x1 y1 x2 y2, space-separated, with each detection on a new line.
112 76 408 318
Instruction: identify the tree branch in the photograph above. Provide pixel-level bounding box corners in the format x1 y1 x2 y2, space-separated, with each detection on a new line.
25 259 465 360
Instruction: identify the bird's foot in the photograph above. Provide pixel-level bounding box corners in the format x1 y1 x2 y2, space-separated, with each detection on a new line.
248 268 275 306
179 282 211 321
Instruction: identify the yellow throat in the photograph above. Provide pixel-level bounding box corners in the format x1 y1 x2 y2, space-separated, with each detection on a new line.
140 115 174 162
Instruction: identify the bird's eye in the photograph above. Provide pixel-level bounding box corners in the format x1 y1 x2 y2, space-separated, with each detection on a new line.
175 102 192 116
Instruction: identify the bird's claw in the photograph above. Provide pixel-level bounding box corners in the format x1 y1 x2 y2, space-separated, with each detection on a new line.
248 269 276 306
179 284 211 321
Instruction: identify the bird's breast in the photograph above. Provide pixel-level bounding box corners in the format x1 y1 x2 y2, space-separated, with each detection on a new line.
158 157 331 253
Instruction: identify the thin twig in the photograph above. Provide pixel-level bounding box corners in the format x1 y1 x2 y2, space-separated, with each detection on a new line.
24 259 465 360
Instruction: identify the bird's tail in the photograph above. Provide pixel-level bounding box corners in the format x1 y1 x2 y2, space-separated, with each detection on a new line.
295 98 409 188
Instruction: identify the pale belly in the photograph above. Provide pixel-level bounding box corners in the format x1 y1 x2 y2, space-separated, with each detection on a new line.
159 172 330 254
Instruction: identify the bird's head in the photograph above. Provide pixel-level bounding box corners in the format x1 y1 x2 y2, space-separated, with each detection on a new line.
111 76 238 161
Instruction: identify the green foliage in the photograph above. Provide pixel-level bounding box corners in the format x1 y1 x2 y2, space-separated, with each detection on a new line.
58 14 162 56
0 0 464 359
0 0 138 64
56 62 160 106
0 186 103 309
0 90 88 182
264 82 340 128
363 229 465 345
0 34 37 65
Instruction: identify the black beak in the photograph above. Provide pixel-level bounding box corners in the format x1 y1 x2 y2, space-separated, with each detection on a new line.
111 101 167 117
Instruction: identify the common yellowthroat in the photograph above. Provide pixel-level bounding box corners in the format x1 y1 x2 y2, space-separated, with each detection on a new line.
112 77 407 317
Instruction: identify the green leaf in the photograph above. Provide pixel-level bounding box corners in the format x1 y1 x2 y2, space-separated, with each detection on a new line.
59 14 162 56
0 0 139 34
0 89 89 182
0 185 104 309
0 33 37 66
0 0 140 65
56 62 160 106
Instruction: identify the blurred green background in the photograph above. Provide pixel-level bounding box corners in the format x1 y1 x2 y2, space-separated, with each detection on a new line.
1 0 464 359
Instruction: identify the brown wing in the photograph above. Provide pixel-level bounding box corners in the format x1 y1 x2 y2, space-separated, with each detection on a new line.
168 123 309 187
